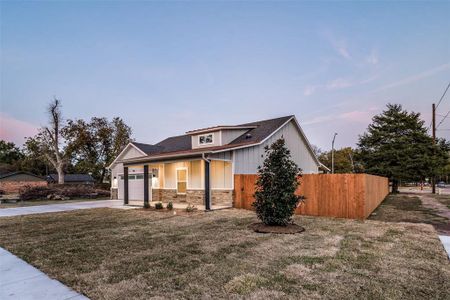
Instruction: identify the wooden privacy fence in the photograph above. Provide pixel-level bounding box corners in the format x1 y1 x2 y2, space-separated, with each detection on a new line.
233 174 389 219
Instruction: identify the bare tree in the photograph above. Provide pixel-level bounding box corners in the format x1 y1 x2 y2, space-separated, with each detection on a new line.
36 98 66 184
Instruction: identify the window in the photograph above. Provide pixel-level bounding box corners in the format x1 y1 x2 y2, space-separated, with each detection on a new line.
199 134 213 145
135 174 144 180
176 168 187 194
151 168 159 188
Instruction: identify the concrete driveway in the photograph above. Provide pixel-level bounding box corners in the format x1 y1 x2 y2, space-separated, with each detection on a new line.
0 200 136 218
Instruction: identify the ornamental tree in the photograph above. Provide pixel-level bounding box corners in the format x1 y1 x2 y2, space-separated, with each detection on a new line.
253 138 303 226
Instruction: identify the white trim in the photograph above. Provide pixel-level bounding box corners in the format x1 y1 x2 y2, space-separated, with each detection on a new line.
197 133 214 146
289 117 321 166
231 151 235 190
176 167 188 194
107 143 147 169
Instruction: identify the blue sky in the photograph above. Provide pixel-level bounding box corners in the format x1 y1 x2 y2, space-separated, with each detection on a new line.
1 1 449 150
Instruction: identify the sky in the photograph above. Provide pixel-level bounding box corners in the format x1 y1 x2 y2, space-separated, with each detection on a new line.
1 1 449 151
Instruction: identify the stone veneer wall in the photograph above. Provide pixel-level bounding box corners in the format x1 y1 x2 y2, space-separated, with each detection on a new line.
151 189 233 206
211 190 233 206
111 188 118 200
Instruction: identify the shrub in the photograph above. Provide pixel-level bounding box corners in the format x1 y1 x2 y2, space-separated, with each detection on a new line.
167 201 173 210
186 203 197 212
143 201 150 209
19 184 110 201
19 186 54 201
252 138 304 226
155 202 164 209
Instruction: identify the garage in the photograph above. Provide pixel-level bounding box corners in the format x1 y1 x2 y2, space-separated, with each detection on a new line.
118 173 152 204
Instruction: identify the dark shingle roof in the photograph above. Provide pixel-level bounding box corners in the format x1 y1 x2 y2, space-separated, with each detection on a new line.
228 115 293 145
47 174 95 182
131 142 164 155
0 171 45 180
128 115 294 158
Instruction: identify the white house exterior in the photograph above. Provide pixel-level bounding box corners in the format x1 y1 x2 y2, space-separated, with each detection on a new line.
108 115 323 209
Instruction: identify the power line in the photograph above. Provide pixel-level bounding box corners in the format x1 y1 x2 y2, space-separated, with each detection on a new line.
436 108 450 129
435 81 450 110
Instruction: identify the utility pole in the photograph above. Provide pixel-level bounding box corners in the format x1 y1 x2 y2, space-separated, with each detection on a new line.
331 133 338 174
432 103 436 194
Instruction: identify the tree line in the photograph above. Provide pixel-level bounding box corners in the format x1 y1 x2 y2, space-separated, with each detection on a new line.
1 101 449 190
316 104 450 192
0 99 132 184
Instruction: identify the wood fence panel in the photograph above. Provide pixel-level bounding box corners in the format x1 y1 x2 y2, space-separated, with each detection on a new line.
233 173 388 219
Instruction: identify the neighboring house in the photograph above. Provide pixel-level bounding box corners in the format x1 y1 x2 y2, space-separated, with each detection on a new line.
0 171 47 194
47 174 95 185
108 115 324 208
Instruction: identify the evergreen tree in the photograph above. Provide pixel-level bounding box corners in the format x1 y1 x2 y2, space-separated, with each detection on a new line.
253 138 303 226
357 104 449 192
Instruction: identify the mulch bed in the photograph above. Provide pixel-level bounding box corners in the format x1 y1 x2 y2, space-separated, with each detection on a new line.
249 222 305 234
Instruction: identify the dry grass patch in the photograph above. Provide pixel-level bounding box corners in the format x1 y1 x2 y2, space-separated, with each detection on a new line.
0 208 449 299
369 193 450 234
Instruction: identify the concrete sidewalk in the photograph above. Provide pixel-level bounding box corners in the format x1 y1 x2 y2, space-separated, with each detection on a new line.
0 200 136 218
439 235 450 260
0 247 89 299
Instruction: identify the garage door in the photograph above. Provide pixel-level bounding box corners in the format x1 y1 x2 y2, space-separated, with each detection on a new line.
118 174 151 202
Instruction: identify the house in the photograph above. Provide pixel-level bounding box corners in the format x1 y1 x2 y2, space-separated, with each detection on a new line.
108 115 323 209
47 174 95 185
0 171 47 194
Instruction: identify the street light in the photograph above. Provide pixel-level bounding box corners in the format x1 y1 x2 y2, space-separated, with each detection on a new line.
332 133 338 174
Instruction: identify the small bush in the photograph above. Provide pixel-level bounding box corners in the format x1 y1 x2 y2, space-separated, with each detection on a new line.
155 202 164 209
186 203 197 212
167 201 173 210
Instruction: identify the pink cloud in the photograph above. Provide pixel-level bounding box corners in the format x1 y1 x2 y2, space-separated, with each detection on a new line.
303 107 378 125
0 113 39 146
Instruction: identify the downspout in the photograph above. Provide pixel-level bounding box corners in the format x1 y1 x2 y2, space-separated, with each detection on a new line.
202 153 212 211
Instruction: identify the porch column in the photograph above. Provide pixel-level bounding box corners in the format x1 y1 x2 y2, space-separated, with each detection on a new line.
124 166 129 205
204 160 211 211
144 165 149 207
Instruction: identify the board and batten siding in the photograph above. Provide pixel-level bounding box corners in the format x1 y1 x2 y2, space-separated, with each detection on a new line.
209 151 232 161
111 146 147 184
233 120 319 174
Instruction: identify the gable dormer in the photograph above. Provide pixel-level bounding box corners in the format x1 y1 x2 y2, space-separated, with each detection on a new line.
187 125 257 149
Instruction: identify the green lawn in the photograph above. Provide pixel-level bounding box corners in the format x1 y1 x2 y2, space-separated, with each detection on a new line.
0 208 449 299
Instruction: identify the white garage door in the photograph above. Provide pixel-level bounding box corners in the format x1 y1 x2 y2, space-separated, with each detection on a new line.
118 174 151 203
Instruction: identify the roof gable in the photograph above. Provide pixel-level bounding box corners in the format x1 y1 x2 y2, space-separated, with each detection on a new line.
116 115 322 164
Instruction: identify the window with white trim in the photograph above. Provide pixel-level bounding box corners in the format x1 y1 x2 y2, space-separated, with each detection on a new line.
176 168 187 194
198 134 213 145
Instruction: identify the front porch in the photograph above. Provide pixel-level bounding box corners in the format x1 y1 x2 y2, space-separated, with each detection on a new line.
115 156 234 210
